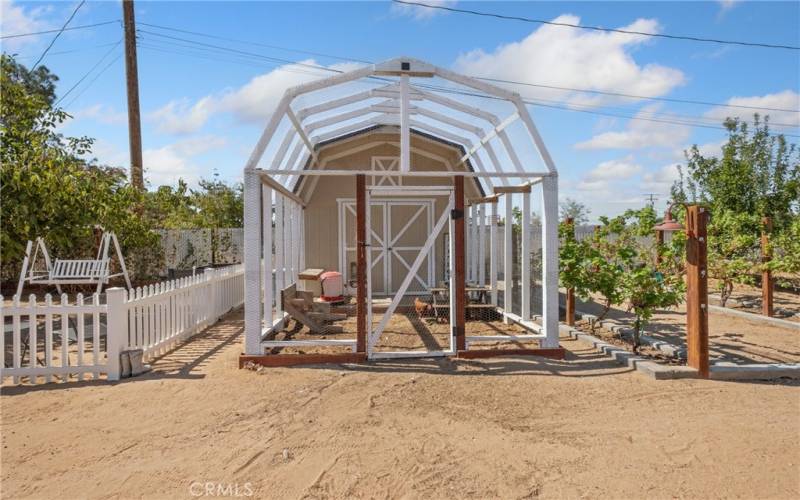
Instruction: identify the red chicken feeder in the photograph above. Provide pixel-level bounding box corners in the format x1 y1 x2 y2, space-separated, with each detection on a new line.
320 271 345 303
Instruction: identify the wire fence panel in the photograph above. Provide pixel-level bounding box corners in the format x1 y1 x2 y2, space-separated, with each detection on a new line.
158 228 244 270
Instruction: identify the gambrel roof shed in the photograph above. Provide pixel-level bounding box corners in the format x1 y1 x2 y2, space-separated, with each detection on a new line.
241 56 561 363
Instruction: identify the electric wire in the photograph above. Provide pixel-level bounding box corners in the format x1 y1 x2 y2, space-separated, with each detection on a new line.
393 0 800 50
31 1 87 70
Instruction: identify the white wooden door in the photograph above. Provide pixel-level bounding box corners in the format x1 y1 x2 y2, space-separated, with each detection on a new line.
339 198 434 295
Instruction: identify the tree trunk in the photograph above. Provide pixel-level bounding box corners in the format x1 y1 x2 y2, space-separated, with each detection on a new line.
720 280 733 308
632 316 641 353
597 299 612 321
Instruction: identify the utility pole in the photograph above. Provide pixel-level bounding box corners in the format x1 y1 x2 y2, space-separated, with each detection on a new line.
643 193 658 207
123 0 144 190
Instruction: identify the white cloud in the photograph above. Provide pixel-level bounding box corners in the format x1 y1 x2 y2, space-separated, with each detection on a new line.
696 139 725 158
143 135 227 186
84 135 226 187
575 104 692 150
453 15 685 106
0 1 53 51
574 156 642 193
668 139 726 162
148 97 215 135
72 104 127 125
640 163 682 193
717 0 741 15
585 157 642 181
89 139 128 168
703 90 800 129
147 60 362 134
391 1 458 21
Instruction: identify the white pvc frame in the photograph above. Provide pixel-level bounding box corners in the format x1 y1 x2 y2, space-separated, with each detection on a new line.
243 57 560 356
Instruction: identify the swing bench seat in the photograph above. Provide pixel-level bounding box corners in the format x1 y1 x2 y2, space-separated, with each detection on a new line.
41 259 112 284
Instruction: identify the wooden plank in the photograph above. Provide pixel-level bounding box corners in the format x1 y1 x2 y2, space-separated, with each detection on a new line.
298 268 325 280
432 303 497 309
355 174 367 354
761 217 773 317
493 183 532 194
686 205 709 378
456 348 565 360
258 171 306 207
454 175 466 351
565 217 575 326
469 194 500 205
239 352 367 368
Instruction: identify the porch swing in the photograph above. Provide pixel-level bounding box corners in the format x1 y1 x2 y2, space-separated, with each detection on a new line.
16 228 132 296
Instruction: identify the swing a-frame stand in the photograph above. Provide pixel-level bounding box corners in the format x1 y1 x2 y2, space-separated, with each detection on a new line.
16 231 132 296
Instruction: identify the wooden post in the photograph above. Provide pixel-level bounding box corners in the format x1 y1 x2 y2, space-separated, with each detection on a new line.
122 0 144 190
454 176 466 351
761 217 773 317
565 217 575 326
355 175 367 353
685 205 709 378
655 228 664 265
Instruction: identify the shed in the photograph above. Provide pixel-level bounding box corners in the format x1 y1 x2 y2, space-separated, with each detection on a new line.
241 57 562 366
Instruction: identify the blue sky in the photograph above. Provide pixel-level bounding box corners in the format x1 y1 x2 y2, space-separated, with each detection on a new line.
3 0 799 221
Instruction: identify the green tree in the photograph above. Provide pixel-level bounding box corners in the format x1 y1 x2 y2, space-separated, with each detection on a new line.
671 116 799 301
621 265 684 351
559 197 591 224
706 210 760 306
769 216 800 291
0 55 159 283
672 116 799 232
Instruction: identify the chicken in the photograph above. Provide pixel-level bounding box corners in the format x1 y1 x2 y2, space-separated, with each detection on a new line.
414 297 434 317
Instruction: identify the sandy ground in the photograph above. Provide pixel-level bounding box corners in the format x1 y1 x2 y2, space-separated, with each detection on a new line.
2 309 799 499
708 279 800 322
575 297 800 364
275 303 533 354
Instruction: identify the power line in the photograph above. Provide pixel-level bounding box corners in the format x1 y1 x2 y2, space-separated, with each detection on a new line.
136 33 800 134
393 0 800 50
31 1 87 70
138 21 373 64
476 76 800 114
63 54 122 109
137 29 341 74
13 41 124 60
129 27 800 136
137 41 337 79
0 20 119 39
136 21 799 114
55 39 122 107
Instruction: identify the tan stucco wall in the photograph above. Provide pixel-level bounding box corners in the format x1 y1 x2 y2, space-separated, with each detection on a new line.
296 128 481 292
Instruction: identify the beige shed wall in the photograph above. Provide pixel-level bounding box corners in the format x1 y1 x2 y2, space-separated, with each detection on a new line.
296 130 481 293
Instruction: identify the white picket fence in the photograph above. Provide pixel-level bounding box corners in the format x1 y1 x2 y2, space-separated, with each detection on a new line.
1 265 244 386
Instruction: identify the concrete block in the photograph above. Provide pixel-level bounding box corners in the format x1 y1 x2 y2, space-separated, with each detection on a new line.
710 363 800 381
637 361 698 380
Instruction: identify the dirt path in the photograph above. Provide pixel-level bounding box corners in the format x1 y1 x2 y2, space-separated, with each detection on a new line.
2 310 799 499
